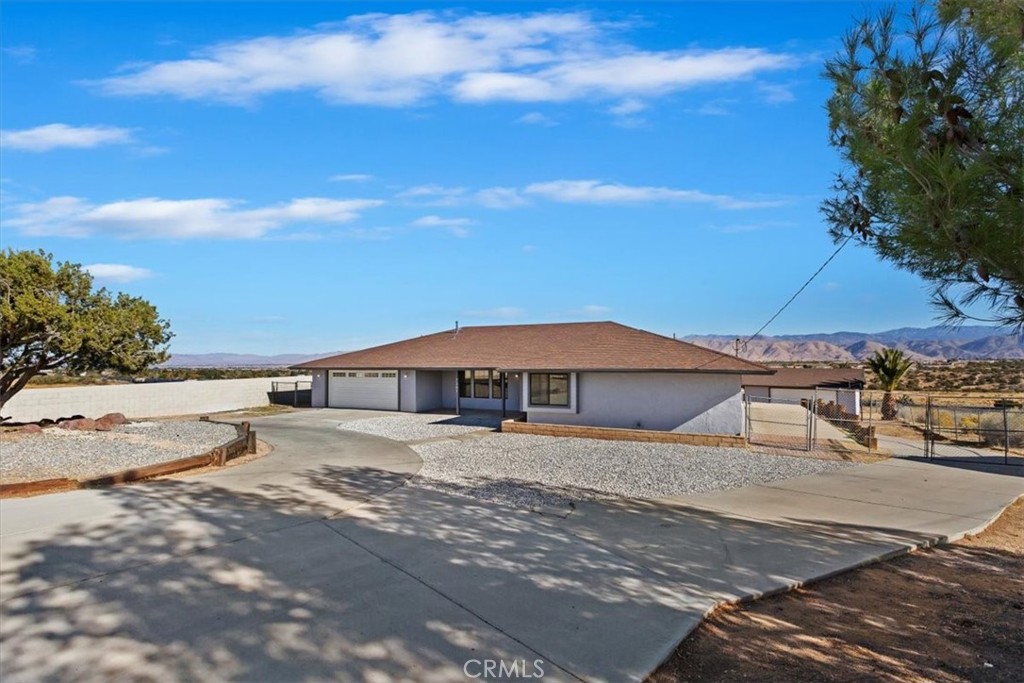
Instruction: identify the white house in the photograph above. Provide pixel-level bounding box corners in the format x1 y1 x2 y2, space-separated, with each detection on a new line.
293 321 771 435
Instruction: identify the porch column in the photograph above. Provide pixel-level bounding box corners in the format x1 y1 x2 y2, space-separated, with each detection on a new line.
455 370 461 415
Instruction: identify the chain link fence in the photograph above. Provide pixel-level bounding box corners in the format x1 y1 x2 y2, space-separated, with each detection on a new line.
745 390 875 453
745 388 1022 465
886 393 1024 465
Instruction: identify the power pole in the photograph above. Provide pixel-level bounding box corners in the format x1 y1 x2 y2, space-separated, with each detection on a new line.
734 338 741 357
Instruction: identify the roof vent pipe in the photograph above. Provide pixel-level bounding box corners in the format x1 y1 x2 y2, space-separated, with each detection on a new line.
454 320 459 336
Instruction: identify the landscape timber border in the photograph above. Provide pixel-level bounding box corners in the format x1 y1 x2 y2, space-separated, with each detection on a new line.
0 419 258 498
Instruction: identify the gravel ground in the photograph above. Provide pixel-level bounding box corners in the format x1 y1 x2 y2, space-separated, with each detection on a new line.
0 421 239 483
410 433 855 511
337 412 503 442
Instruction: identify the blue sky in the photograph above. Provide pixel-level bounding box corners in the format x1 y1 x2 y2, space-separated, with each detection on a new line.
1 1 939 354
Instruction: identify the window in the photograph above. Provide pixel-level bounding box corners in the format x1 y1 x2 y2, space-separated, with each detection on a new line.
492 371 503 399
348 372 357 377
459 370 472 398
381 372 397 378
332 371 345 378
530 373 570 406
365 372 379 378
473 370 490 398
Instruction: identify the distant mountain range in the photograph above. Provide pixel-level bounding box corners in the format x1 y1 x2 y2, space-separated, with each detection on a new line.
161 325 1022 367
684 326 1023 362
159 352 341 368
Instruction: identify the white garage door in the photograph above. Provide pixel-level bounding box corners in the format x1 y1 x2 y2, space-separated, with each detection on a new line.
328 370 398 410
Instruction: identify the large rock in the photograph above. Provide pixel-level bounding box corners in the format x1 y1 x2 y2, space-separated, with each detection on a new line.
19 424 43 434
95 413 129 431
58 418 98 431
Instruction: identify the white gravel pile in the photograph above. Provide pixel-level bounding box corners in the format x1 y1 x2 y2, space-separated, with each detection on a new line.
410 433 854 511
338 413 502 442
0 421 238 483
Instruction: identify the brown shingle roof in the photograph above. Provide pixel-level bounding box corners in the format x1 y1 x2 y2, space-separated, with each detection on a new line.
742 367 865 389
293 321 771 374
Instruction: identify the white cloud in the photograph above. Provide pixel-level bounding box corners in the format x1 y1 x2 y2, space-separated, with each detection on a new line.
758 82 796 104
0 124 135 152
524 180 787 209
452 49 797 103
393 179 783 210
463 306 527 319
411 215 473 237
396 184 468 206
330 173 374 182
2 45 37 63
84 263 154 283
713 220 797 233
475 186 527 209
397 184 526 209
608 99 645 116
5 196 384 239
94 12 798 108
516 111 556 126
691 101 734 116
567 304 612 317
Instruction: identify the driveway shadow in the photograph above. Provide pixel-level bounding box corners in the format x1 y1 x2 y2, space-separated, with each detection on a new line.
2 458 1003 683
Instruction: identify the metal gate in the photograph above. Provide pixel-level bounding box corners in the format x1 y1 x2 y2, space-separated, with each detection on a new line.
910 397 1024 467
745 394 814 450
745 389 874 453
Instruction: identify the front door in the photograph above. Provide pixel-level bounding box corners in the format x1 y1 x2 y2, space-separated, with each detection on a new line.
504 372 522 411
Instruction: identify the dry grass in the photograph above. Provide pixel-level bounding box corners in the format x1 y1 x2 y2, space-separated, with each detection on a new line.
649 498 1024 683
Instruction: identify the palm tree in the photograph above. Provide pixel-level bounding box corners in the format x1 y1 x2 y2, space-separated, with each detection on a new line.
868 348 913 420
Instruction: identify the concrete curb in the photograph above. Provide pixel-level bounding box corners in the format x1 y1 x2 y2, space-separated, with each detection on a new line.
641 491 1024 682
0 419 258 498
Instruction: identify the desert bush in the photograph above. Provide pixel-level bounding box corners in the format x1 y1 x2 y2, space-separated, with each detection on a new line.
978 411 1024 448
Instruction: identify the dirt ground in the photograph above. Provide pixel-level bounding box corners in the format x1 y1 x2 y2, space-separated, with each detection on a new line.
649 498 1024 683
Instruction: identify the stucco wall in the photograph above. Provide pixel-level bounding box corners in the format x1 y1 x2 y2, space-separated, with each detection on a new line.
399 371 417 412
414 371 443 412
312 370 327 408
837 389 860 416
526 372 744 434
4 376 312 422
441 371 458 409
770 387 824 405
744 385 770 401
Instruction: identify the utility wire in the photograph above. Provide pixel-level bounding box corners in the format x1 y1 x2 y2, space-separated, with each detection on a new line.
740 234 854 348
688 234 854 370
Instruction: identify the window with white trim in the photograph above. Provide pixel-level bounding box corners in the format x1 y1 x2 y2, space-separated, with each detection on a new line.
529 373 570 406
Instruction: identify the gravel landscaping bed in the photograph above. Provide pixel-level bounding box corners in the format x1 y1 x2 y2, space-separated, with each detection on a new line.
0 421 239 483
337 412 502 442
410 433 855 511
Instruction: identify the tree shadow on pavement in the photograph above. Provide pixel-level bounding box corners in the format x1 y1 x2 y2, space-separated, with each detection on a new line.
1 461 1011 683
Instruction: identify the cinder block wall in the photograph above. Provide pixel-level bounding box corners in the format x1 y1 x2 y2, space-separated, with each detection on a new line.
3 376 312 422
501 419 747 447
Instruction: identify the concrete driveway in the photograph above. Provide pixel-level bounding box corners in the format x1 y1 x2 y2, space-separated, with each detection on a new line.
2 409 1022 682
